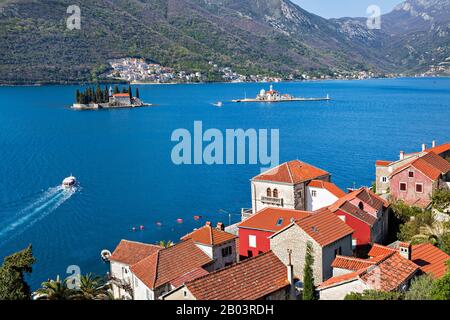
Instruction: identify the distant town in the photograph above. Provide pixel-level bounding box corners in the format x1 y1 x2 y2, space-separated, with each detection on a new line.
102 57 403 85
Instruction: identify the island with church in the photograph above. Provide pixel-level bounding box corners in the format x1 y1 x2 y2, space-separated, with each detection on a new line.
71 85 151 110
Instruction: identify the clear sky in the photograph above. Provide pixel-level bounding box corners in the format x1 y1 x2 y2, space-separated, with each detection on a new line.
292 0 403 18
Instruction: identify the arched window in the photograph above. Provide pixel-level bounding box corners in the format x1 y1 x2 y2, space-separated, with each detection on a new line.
273 189 279 198
266 188 272 197
358 202 364 210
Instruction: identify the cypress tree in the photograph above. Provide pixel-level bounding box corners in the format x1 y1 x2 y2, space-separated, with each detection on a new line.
128 85 132 98
95 86 102 103
75 89 80 103
114 85 119 94
135 87 140 99
302 242 315 300
122 87 127 93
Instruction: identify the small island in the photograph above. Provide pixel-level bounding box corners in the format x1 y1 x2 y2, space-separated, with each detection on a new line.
72 85 151 110
232 85 330 103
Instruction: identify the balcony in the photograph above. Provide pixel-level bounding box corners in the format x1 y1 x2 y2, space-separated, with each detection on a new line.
261 196 284 206
241 208 253 221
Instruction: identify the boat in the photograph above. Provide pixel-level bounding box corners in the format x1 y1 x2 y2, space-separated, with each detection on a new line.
100 249 112 262
232 85 331 103
212 101 223 107
62 176 76 188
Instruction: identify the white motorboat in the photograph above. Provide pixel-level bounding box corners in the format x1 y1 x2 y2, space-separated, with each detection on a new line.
62 176 76 188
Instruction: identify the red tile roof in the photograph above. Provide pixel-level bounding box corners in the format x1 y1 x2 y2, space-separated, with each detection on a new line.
320 252 419 291
308 180 346 198
238 207 311 232
329 187 388 213
376 160 392 167
296 208 354 247
390 152 450 181
130 239 213 289
169 267 209 289
185 251 290 300
109 240 162 265
412 243 450 279
181 225 237 246
337 201 378 226
332 255 376 271
253 160 329 184
425 143 450 156
368 243 396 258
113 93 130 97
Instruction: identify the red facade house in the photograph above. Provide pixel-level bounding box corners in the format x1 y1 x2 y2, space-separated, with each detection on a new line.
389 152 450 208
237 207 310 259
328 187 390 248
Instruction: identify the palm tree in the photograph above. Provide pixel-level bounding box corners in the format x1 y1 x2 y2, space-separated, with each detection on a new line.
35 276 77 300
73 273 112 300
158 240 174 248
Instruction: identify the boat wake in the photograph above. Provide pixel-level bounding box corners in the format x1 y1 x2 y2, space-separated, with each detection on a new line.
0 185 77 246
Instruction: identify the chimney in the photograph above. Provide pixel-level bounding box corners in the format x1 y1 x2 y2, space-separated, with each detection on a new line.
399 151 405 160
287 249 296 300
216 222 225 231
432 140 436 148
205 221 211 227
422 144 427 152
399 242 411 260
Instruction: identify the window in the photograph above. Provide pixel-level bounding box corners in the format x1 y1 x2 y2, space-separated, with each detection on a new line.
381 176 388 183
312 190 317 197
266 188 272 197
400 182 407 191
249 235 257 248
334 247 342 257
273 189 279 198
247 250 253 258
183 290 187 298
415 183 423 193
276 217 284 226
221 246 232 257
409 171 414 178
358 202 364 210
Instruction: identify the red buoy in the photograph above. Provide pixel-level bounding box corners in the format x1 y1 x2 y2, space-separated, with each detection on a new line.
177 218 183 224
140 225 145 230
194 215 201 221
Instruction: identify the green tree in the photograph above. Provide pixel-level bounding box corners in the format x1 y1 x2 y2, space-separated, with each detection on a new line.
431 261 450 300
0 245 35 300
128 85 132 98
75 89 80 103
158 240 174 248
35 276 77 300
432 188 450 212
135 87 140 99
405 275 435 300
73 273 111 300
302 241 315 300
114 85 119 94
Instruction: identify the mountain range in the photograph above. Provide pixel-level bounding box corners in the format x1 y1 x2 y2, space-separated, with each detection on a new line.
0 0 448 84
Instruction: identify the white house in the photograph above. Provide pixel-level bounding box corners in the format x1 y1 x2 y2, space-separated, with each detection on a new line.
306 180 346 211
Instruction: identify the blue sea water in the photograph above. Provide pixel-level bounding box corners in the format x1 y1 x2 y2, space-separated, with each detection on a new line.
0 78 449 289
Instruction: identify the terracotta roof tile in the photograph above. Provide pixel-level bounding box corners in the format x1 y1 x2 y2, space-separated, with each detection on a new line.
238 207 311 232
130 239 213 289
296 208 353 247
185 251 289 300
425 143 450 156
332 255 376 271
109 240 161 265
338 201 378 226
169 267 209 289
318 270 362 289
376 160 392 167
253 160 329 184
181 225 237 246
390 152 450 181
368 243 396 258
412 243 450 279
308 180 346 198
329 187 388 213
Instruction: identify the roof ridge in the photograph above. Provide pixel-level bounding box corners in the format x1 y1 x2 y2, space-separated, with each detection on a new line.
151 250 160 288
286 162 294 184
335 255 376 263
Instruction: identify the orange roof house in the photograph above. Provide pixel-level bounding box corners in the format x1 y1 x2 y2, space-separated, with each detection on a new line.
253 160 329 184
110 240 162 265
181 222 237 246
162 251 293 300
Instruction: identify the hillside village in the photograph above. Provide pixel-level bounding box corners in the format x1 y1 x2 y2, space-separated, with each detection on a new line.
106 141 450 300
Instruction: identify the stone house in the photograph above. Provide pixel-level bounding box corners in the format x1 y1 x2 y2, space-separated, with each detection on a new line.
269 208 354 285
389 152 450 208
162 251 296 300
247 160 331 218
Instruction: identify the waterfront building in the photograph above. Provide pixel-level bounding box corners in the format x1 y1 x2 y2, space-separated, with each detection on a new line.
389 151 450 208
306 180 346 211
162 251 296 300
245 160 331 218
375 141 450 194
180 222 238 270
327 187 390 248
269 208 354 285
109 93 131 105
